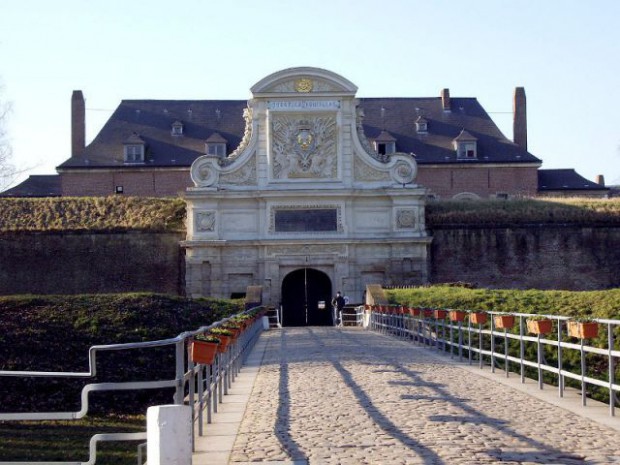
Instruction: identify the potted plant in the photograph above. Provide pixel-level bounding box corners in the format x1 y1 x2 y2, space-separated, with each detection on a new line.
493 314 515 329
567 319 599 339
190 334 220 365
433 309 448 319
469 311 487 325
209 327 235 352
449 309 466 322
526 316 553 335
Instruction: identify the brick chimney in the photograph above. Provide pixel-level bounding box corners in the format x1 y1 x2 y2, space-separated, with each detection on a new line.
71 90 85 157
513 87 527 150
596 175 605 186
441 88 451 111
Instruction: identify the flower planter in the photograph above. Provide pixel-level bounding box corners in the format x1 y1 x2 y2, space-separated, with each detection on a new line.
526 319 553 335
567 321 599 339
493 315 515 329
449 310 466 322
423 309 433 318
190 339 219 365
469 312 487 325
433 309 448 320
409 307 421 316
214 335 232 353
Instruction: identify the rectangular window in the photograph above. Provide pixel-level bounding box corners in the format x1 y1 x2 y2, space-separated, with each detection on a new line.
124 145 144 163
207 144 226 157
274 209 338 232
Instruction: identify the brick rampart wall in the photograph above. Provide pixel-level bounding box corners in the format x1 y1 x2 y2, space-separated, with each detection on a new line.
61 170 193 197
0 232 185 295
430 226 620 290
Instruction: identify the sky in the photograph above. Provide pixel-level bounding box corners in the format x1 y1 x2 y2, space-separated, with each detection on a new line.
1 0 619 188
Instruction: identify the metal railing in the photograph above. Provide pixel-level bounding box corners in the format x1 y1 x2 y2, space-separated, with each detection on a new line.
368 305 620 417
0 307 266 465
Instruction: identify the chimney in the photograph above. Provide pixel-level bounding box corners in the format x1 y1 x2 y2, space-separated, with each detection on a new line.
71 90 85 157
513 87 527 150
441 88 451 111
596 175 605 186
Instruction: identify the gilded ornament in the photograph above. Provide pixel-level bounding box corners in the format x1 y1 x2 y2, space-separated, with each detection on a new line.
295 78 314 93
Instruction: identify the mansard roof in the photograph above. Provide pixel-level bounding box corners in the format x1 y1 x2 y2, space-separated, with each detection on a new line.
538 169 608 191
58 95 540 169
0 175 61 197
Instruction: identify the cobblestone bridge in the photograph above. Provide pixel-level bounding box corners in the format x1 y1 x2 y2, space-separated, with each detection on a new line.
194 327 620 465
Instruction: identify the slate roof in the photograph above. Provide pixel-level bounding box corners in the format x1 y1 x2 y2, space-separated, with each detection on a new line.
538 169 608 191
0 175 61 197
58 97 541 169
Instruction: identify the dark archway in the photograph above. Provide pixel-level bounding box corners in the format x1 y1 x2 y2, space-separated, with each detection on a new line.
281 268 333 326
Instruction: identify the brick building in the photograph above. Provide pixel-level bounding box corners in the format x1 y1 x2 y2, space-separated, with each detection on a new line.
57 69 542 199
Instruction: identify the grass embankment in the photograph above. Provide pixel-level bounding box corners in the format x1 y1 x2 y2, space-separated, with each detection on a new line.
426 197 620 227
386 285 620 406
0 196 186 232
0 293 244 464
386 285 620 320
2 196 620 233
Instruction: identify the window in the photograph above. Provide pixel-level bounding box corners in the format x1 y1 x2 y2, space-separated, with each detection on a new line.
207 143 226 157
124 144 145 163
205 132 228 158
453 129 478 160
171 121 183 136
415 116 428 133
115 185 124 194
123 133 146 164
375 142 395 155
496 192 509 200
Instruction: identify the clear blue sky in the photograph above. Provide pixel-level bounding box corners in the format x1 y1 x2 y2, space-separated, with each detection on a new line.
1 0 619 187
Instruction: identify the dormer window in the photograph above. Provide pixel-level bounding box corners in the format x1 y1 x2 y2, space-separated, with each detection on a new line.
453 129 478 159
171 120 184 136
205 132 227 158
415 116 428 133
373 130 396 155
123 133 146 164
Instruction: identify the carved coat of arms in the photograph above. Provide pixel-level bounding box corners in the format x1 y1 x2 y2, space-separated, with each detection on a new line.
271 115 337 179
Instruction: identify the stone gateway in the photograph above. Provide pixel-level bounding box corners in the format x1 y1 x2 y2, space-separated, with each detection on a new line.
183 67 430 324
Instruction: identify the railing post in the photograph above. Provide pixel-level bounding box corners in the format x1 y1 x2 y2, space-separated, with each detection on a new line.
520 316 525 384
608 323 615 417
581 338 587 407
174 338 186 405
558 319 564 398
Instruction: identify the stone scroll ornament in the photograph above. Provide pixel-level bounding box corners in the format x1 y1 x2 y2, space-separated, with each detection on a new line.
390 159 417 185
191 158 219 187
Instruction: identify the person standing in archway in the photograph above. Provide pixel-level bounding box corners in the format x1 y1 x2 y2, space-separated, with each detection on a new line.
332 291 345 327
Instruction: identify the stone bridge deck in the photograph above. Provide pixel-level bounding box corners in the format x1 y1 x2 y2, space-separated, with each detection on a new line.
194 328 620 465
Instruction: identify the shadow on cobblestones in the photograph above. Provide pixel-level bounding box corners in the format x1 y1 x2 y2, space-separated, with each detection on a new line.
334 329 591 465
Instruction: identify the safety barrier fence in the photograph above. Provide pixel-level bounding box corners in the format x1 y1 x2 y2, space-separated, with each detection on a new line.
0 306 266 465
367 305 619 417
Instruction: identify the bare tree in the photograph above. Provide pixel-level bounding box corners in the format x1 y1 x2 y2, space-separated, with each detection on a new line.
0 84 15 191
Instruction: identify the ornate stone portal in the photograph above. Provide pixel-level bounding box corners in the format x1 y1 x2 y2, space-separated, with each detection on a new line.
183 67 431 312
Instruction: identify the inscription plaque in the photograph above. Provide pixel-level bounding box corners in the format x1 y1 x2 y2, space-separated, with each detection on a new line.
274 209 337 232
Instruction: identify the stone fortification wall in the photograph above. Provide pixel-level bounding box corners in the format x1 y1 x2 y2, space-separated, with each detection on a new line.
430 226 620 290
0 232 185 296
1 226 619 296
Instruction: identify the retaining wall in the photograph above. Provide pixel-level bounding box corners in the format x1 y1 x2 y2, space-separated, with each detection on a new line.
0 232 185 295
430 225 620 290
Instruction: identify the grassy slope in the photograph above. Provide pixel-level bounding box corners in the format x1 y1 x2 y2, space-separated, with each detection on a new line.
426 197 620 226
0 293 244 464
0 197 186 232
1 196 620 232
386 286 620 320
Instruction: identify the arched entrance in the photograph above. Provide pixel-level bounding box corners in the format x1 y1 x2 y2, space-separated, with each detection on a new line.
281 268 333 326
